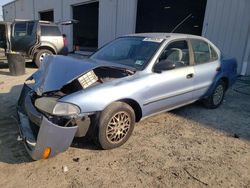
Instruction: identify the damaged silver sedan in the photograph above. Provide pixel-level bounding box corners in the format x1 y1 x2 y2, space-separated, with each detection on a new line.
17 33 237 160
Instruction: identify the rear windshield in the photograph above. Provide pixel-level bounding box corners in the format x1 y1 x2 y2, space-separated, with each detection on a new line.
40 25 61 36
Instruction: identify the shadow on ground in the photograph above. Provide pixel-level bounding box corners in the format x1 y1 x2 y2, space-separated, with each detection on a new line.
0 62 37 164
72 137 99 150
0 84 32 164
171 87 250 141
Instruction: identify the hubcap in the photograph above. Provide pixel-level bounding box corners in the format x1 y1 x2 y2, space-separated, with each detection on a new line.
39 52 50 62
213 85 224 105
106 111 131 144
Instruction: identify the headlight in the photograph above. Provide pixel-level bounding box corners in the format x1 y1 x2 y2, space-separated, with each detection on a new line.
35 97 57 114
52 102 80 116
35 97 80 116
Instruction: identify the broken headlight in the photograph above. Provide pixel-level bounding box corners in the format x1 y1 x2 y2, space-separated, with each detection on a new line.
52 102 80 116
35 97 80 116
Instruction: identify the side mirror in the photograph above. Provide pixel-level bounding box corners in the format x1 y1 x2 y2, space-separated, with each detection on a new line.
153 60 176 73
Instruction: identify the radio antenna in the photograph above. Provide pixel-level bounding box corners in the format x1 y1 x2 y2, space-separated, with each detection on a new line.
171 13 193 33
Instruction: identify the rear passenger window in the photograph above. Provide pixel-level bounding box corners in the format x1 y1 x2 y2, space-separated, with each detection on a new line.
14 22 34 37
40 25 61 36
191 39 218 64
210 44 218 61
14 23 27 37
27 22 35 35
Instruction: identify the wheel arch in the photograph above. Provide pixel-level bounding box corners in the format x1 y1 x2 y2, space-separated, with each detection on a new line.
204 75 229 98
117 99 142 122
220 77 229 90
35 46 56 55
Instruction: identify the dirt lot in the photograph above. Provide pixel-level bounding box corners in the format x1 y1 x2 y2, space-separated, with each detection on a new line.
0 64 250 188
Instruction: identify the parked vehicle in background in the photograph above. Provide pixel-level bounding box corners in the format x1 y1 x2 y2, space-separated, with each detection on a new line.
17 33 237 160
0 20 68 67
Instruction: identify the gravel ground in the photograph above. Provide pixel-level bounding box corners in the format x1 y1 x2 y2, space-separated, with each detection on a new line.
0 63 250 188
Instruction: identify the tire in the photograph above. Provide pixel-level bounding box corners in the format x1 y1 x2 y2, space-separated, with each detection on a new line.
96 102 135 150
203 80 226 109
34 49 53 67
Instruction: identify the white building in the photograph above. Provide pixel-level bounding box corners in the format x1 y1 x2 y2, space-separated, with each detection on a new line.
2 0 250 75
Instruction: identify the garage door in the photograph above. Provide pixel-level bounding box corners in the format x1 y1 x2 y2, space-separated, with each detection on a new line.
73 2 99 51
136 0 207 35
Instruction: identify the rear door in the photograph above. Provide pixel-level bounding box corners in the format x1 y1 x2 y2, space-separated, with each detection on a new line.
190 39 220 99
11 21 38 55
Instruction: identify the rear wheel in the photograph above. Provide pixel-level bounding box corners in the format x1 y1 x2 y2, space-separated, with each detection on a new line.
34 49 53 67
203 80 226 109
96 102 135 149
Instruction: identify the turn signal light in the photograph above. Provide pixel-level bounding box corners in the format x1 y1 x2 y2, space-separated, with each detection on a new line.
41 147 51 159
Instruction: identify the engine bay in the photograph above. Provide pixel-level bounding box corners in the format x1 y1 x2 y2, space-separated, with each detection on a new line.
60 66 134 95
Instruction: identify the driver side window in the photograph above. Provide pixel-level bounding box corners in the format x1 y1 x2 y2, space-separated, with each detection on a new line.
158 40 190 68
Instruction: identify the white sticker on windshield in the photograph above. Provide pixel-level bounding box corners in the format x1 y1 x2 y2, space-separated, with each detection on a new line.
135 60 144 66
143 38 163 43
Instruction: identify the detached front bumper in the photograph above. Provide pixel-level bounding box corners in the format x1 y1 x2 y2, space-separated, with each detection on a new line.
17 84 78 160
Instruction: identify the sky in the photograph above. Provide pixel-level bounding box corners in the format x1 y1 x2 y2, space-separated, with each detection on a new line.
0 0 13 20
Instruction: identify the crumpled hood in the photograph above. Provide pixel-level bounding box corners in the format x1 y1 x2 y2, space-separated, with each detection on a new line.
30 55 135 95
31 55 99 95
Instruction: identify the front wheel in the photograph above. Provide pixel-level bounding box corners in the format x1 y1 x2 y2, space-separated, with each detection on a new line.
96 102 135 150
34 49 53 67
203 80 226 109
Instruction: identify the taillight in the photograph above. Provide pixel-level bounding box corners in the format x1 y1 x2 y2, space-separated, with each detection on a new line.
62 34 68 47
63 37 68 47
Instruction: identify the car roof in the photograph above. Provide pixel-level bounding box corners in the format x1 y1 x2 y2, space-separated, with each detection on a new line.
124 33 204 40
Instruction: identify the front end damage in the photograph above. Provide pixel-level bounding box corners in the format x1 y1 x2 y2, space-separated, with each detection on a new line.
17 84 91 160
17 56 134 160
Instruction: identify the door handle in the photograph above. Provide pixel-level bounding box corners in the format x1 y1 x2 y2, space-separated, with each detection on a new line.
186 73 194 79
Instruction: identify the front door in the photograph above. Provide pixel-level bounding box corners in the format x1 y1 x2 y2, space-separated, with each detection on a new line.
142 40 195 116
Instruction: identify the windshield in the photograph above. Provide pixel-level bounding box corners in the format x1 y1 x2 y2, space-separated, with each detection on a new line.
90 37 163 70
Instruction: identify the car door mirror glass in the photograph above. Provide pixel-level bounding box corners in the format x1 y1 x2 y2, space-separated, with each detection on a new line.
154 60 176 73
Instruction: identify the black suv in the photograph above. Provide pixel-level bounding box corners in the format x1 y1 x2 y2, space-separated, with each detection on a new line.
0 20 68 67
